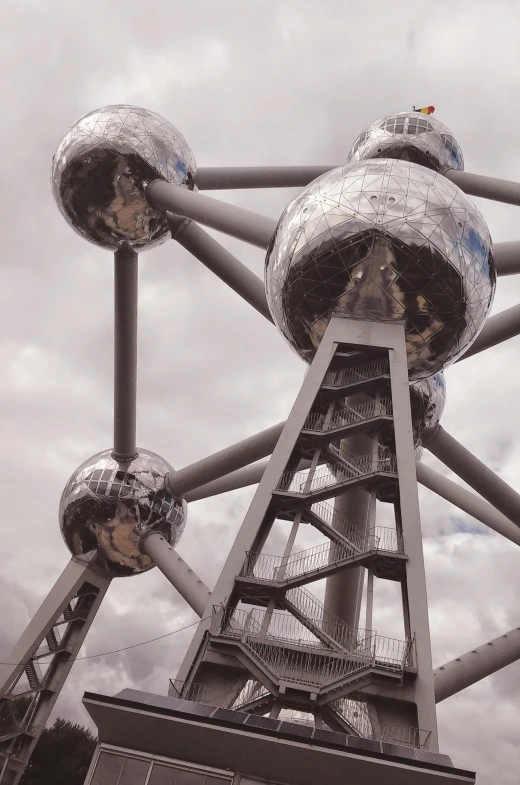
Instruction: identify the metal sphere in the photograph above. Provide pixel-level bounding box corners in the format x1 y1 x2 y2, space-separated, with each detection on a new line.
59 448 186 578
410 372 446 448
265 159 495 379
51 105 196 251
347 112 464 172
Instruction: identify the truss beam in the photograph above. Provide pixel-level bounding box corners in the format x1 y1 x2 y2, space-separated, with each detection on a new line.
147 181 276 249
177 316 439 750
0 560 110 785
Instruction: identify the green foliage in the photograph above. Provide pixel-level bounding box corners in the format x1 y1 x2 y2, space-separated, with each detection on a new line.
21 717 97 785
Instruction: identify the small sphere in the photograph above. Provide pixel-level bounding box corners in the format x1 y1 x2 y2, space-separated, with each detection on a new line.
265 159 495 379
59 448 186 577
51 105 196 251
410 372 446 450
348 112 464 172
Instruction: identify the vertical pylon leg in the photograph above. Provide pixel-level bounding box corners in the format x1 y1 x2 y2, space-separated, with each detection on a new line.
0 559 110 785
174 316 439 753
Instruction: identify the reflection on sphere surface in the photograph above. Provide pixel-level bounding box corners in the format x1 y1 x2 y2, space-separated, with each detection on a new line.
348 112 464 173
265 159 495 379
59 449 186 578
410 372 446 448
51 105 196 251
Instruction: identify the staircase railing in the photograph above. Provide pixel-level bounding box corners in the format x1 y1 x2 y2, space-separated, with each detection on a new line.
324 358 390 388
277 451 397 495
304 397 393 433
331 697 374 738
242 526 402 584
219 608 413 673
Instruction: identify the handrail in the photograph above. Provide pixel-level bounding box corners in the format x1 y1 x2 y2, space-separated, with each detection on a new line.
303 397 393 432
219 607 413 673
277 450 397 495
242 526 403 583
324 358 390 388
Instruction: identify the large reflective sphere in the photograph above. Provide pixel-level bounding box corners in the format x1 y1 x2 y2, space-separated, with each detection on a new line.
348 112 464 172
59 449 186 577
265 159 495 379
52 105 196 251
410 372 446 448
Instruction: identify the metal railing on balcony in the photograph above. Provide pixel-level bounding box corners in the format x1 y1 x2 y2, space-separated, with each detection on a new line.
169 677 270 711
218 607 414 678
242 527 403 584
380 724 432 749
324 358 390 388
303 397 393 433
169 678 228 706
331 697 374 738
277 451 397 496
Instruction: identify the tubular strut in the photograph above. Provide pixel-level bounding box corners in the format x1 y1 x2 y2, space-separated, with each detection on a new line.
434 626 520 702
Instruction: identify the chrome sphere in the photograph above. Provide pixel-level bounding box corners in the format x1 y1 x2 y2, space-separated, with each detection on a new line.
265 159 495 379
347 112 464 172
410 372 446 448
51 105 196 251
59 448 186 577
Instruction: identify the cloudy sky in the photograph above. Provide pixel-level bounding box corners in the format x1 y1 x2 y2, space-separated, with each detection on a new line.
2 1 520 782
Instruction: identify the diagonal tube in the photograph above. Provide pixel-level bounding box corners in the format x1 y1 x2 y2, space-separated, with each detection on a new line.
458 303 520 361
416 463 520 547
494 241 520 276
139 532 211 617
186 460 269 502
161 215 520 361
166 422 285 498
185 436 520 548
186 458 315 502
443 168 520 207
426 426 520 527
113 246 138 461
434 626 520 702
168 216 272 321
196 165 336 190
146 180 276 249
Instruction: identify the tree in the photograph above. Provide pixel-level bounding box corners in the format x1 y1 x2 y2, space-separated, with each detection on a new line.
21 717 97 785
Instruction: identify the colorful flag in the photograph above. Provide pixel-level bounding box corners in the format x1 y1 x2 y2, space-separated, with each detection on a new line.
413 105 435 115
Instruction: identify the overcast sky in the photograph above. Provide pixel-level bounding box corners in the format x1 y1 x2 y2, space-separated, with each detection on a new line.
1 1 520 782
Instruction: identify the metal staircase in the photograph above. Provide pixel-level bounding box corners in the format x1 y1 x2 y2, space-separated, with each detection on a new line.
175 319 439 750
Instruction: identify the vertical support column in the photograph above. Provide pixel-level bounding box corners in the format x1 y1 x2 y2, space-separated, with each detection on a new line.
113 246 138 462
323 434 372 627
389 338 438 751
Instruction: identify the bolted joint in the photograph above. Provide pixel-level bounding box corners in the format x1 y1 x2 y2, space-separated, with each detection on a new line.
167 214 191 240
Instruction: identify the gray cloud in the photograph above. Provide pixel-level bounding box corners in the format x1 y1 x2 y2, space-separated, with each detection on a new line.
1 2 520 783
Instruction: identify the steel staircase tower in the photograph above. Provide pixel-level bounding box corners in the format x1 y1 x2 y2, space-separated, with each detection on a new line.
173 315 438 751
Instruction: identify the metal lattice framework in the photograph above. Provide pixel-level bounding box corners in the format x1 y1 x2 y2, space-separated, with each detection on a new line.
2 105 520 784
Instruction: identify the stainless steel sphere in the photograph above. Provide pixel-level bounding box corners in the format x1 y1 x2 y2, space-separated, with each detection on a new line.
265 159 495 379
347 112 464 172
51 105 196 251
410 372 446 448
59 448 186 577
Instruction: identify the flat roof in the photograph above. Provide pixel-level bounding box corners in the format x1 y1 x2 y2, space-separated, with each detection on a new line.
83 689 475 785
